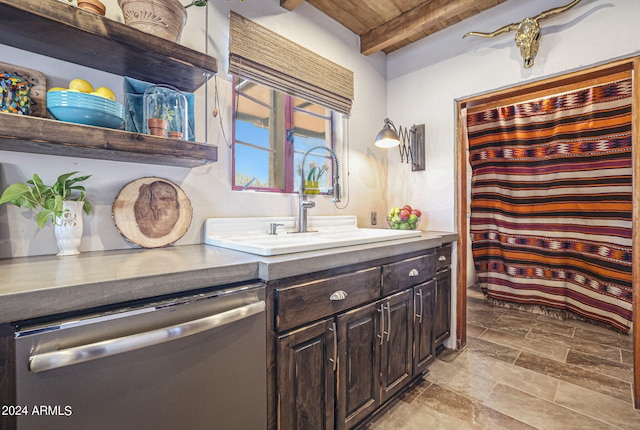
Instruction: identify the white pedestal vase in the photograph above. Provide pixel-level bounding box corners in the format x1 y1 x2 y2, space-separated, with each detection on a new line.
55 201 84 256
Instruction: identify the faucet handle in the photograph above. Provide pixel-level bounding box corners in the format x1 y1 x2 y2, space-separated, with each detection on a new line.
268 223 284 235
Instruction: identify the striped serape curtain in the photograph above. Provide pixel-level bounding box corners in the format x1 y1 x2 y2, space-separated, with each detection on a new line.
466 78 633 333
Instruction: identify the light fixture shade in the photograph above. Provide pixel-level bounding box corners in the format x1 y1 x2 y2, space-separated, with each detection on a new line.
374 119 400 148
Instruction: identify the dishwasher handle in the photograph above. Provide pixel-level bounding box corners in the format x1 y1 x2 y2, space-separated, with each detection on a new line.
28 300 266 373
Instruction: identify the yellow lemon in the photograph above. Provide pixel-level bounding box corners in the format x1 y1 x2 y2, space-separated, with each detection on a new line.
68 78 94 93
94 86 116 101
47 87 67 92
89 91 107 99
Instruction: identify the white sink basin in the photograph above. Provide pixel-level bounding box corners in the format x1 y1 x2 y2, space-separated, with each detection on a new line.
204 216 422 256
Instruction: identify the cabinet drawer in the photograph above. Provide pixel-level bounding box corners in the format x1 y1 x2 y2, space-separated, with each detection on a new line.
381 253 435 296
436 244 452 270
276 267 380 332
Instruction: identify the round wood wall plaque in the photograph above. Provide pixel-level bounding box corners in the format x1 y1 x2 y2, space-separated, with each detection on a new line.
112 177 193 248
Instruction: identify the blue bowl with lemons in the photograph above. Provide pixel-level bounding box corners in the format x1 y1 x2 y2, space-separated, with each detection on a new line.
47 90 125 129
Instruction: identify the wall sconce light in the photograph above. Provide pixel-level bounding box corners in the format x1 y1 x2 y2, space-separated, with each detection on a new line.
374 118 425 171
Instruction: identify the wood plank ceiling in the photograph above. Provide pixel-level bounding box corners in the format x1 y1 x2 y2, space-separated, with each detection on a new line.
280 0 508 55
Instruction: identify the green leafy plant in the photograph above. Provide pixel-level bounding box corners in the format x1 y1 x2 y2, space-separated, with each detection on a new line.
184 0 245 8
149 87 176 123
306 161 329 182
149 89 166 119
184 0 207 7
160 107 176 123
0 171 93 228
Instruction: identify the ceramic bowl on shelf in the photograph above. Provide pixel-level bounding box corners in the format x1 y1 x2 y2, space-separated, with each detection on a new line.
47 90 125 129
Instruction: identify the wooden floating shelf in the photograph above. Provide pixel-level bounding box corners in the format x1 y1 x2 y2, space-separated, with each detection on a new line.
0 114 218 168
0 0 219 167
0 0 217 92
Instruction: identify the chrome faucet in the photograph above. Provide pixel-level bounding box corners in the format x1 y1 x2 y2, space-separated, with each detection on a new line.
298 199 315 233
295 146 341 233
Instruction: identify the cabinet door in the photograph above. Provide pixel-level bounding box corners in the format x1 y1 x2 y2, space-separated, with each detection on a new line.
379 289 414 404
277 318 336 430
336 302 380 430
434 267 451 348
413 280 435 375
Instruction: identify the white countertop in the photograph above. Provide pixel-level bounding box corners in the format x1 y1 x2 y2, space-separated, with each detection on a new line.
0 231 457 324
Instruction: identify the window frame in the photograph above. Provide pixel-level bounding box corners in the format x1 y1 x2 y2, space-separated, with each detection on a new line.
231 77 335 194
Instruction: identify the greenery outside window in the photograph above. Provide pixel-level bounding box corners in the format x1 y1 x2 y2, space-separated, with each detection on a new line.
233 77 335 193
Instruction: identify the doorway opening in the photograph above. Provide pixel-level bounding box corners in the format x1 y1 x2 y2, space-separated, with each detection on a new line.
455 57 640 409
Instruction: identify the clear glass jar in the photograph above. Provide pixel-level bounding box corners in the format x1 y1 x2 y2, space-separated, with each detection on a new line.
142 85 188 139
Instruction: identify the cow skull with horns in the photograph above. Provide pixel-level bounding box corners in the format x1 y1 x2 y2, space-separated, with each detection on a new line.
463 0 583 68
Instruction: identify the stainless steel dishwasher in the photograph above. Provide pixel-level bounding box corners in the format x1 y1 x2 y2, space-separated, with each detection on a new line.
14 282 266 430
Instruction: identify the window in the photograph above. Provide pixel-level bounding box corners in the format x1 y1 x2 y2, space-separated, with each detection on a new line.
232 77 335 193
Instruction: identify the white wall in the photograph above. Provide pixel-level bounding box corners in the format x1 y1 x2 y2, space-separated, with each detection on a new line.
385 0 640 347
0 0 389 258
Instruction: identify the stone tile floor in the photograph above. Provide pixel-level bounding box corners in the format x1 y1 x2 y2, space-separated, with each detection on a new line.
365 286 640 430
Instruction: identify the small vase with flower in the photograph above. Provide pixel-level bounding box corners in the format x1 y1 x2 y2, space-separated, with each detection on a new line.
304 161 330 194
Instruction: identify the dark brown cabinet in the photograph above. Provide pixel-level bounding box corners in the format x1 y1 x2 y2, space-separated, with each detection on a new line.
273 246 453 430
277 318 336 430
275 267 381 430
413 280 436 375
336 288 414 430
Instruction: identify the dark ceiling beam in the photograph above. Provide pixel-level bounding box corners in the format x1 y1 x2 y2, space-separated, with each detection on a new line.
360 0 506 55
280 0 305 11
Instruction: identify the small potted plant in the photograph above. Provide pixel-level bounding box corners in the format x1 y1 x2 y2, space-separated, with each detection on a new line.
148 105 175 138
167 112 184 140
143 85 187 138
304 161 329 194
0 172 93 256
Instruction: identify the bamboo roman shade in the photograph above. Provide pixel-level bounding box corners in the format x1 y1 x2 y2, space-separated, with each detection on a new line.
228 11 354 115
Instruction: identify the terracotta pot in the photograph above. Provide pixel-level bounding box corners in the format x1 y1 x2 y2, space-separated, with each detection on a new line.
168 131 183 139
78 0 106 15
118 0 187 42
148 117 168 137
